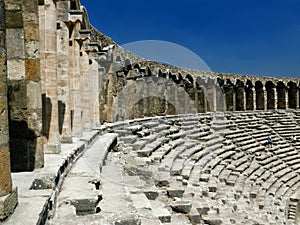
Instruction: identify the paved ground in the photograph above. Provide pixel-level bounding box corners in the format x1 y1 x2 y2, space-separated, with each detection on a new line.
3 130 101 225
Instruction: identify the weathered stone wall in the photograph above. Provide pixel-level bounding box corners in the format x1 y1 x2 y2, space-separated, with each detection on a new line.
0 0 18 221
0 0 299 172
0 0 300 221
5 0 43 171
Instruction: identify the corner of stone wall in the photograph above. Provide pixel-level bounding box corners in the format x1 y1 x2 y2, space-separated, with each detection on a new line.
0 187 18 222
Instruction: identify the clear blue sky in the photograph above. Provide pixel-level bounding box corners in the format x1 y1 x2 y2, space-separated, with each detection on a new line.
80 0 300 78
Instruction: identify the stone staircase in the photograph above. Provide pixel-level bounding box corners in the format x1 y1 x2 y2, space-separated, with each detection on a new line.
46 110 300 225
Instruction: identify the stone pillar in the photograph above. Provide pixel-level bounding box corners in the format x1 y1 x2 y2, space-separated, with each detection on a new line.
222 88 227 111
252 87 256 111
116 73 126 121
125 78 136 119
263 87 267 110
56 1 72 143
80 47 91 131
69 28 83 137
157 79 166 116
106 68 117 122
0 1 18 219
274 88 278 110
285 88 289 109
296 88 300 109
90 58 100 127
243 88 247 111
98 67 106 124
232 87 236 111
206 81 217 112
165 81 174 115
6 0 44 170
135 78 145 118
40 0 61 153
143 78 151 117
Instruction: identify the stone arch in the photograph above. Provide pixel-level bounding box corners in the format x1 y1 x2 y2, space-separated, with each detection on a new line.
245 80 254 110
129 97 177 119
255 81 264 110
185 74 194 84
287 81 297 109
124 59 131 69
277 81 286 109
235 79 245 111
170 73 177 83
116 56 121 62
265 81 276 109
176 73 183 85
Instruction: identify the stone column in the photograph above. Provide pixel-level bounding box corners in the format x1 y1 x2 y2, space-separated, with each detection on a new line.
40 0 61 153
243 88 247 111
285 88 289 109
56 1 72 143
69 26 83 137
157 78 166 116
89 58 100 127
80 47 91 131
106 66 117 122
296 88 300 109
263 87 267 110
0 1 18 220
98 67 107 124
166 81 176 115
252 87 256 111
274 88 278 110
206 81 217 112
177 83 186 114
145 78 156 117
135 77 145 118
6 0 44 169
116 73 126 121
232 87 236 111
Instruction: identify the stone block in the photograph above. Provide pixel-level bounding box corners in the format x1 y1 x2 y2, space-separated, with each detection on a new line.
167 188 185 198
25 41 39 59
0 3 4 30
143 190 159 200
26 59 40 80
6 10 23 28
34 136 45 169
0 187 18 222
3 0 22 10
8 80 27 109
24 23 39 40
0 146 12 194
114 214 141 225
45 143 61 154
170 200 192 214
27 80 42 109
7 59 25 80
23 12 39 24
23 0 37 13
6 28 25 59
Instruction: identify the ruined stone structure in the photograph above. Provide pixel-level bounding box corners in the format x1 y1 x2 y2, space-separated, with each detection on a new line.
1 0 300 224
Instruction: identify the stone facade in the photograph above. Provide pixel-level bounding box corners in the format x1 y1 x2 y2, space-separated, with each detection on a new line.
0 0 299 222
0 0 18 221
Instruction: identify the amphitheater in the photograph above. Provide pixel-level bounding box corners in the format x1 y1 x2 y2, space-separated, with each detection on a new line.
1 0 300 225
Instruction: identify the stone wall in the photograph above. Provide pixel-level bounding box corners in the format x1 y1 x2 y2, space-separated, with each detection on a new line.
5 0 43 172
0 0 18 221
0 0 300 221
0 0 299 170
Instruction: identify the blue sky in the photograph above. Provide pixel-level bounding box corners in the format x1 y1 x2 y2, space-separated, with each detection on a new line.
80 0 300 78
